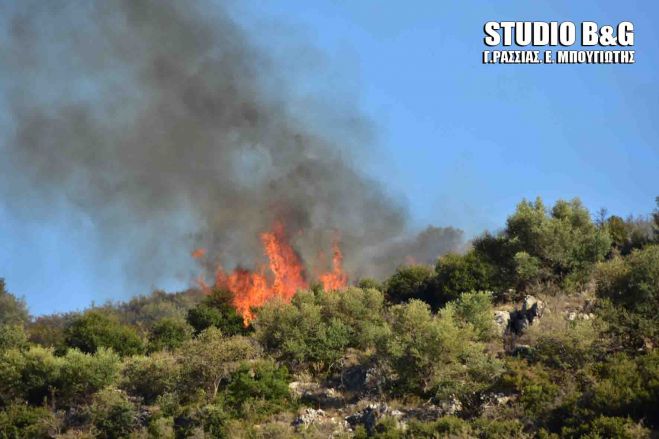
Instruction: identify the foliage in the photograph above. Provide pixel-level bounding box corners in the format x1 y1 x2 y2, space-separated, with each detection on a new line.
375 299 501 398
434 252 496 306
186 288 244 336
595 245 659 315
254 288 386 371
384 265 437 305
148 317 193 352
0 403 56 438
0 195 657 437
178 327 260 400
0 345 120 408
474 198 611 293
222 359 291 418
64 311 144 356
89 388 138 439
57 347 121 405
121 351 180 404
0 345 61 405
0 324 29 352
0 279 29 326
453 290 496 341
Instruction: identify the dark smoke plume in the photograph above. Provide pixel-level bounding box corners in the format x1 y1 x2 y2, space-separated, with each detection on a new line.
0 0 462 290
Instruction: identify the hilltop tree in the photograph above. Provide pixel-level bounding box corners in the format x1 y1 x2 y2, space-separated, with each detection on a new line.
0 279 29 326
474 198 611 291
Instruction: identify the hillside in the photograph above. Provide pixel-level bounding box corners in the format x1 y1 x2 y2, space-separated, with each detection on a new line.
1 197 658 438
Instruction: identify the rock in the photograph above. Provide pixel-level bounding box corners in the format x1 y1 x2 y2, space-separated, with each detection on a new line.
293 408 350 435
345 403 390 435
522 295 545 323
509 309 529 334
438 396 462 416
293 408 326 428
289 381 319 398
289 382 343 408
509 296 546 334
493 310 511 334
564 311 596 322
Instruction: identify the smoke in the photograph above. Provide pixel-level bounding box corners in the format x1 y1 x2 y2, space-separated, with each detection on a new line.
0 0 462 290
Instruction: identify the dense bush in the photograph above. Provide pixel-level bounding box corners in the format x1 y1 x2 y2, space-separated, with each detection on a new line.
384 265 436 305
0 403 56 438
148 317 193 352
120 352 180 404
186 288 244 336
222 359 292 418
64 311 144 356
435 253 496 306
254 288 386 371
89 388 138 439
596 245 659 315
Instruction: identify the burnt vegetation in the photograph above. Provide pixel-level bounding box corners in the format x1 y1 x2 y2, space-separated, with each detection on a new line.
1 197 658 438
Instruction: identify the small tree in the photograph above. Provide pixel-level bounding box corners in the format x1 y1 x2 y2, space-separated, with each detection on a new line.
0 279 29 326
178 328 260 400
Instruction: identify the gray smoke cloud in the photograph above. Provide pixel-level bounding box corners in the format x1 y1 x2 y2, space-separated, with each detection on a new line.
0 0 462 289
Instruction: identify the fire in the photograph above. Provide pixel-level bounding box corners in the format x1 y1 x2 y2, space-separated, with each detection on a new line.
319 238 348 291
260 222 307 302
195 222 348 324
191 248 207 259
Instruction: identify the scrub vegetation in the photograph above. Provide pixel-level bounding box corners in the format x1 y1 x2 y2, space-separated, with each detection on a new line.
1 197 658 438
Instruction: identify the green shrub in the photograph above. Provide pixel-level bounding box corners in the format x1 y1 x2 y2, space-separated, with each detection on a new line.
186 288 244 336
0 403 56 438
58 347 121 405
531 320 597 370
148 317 193 352
385 265 437 305
0 324 29 352
0 346 61 405
222 360 292 418
64 311 144 356
178 328 260 401
472 418 526 438
562 415 650 439
596 245 659 315
435 253 496 306
254 288 386 371
453 291 496 341
121 351 180 404
89 387 138 439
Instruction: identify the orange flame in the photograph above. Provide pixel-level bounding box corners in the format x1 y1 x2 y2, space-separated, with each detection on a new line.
191 248 207 259
260 222 307 302
319 238 348 291
196 222 348 325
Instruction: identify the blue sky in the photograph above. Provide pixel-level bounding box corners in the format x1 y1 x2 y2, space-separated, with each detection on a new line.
1 0 658 315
